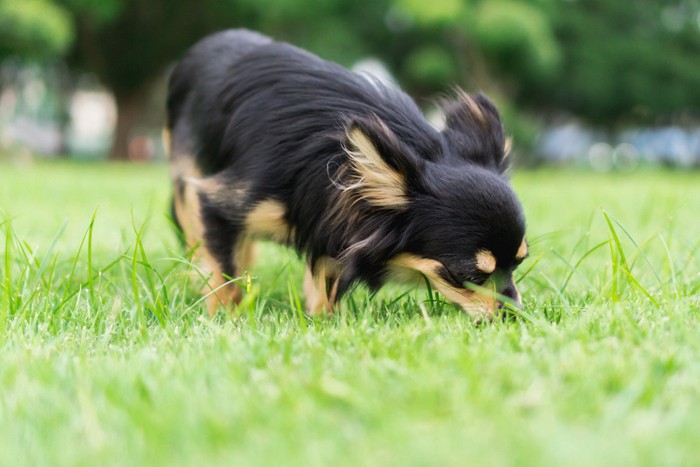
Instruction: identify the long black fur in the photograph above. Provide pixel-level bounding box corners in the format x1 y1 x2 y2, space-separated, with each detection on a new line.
167 29 526 307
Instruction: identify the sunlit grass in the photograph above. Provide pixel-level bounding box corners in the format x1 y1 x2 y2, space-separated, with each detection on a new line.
0 161 699 466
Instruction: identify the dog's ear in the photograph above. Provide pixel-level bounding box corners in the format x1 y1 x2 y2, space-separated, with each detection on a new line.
441 90 510 173
340 116 422 210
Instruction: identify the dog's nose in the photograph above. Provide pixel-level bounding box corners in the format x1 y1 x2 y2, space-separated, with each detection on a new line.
497 279 521 309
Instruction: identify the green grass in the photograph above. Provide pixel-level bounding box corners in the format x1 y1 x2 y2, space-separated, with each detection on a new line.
1 161 699 466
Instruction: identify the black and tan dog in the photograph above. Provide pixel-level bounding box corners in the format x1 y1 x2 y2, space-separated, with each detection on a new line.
164 29 528 319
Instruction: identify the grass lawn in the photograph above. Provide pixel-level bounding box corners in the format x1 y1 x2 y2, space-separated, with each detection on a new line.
1 161 699 466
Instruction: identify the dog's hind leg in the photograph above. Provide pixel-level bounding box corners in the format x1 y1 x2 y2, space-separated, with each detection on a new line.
166 106 249 314
197 201 247 316
216 235 258 315
197 179 269 315
168 172 247 315
170 177 224 314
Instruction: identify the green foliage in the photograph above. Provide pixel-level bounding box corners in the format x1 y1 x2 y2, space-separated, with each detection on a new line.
402 46 458 87
236 0 380 65
526 0 700 123
493 97 541 163
471 0 561 80
62 0 233 94
3 0 700 143
59 0 123 24
57 0 389 94
394 0 465 26
380 0 561 109
0 0 73 59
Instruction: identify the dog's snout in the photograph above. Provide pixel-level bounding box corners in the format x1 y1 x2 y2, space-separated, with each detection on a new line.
498 279 521 309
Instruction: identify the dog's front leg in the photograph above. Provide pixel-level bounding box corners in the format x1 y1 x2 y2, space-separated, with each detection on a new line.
303 259 340 316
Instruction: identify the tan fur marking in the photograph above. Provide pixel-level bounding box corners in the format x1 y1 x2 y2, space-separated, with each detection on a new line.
516 239 528 260
172 158 202 182
245 199 290 243
303 258 340 316
388 253 496 319
203 263 242 316
234 237 258 274
196 176 250 210
209 237 259 314
203 237 259 316
504 136 513 158
342 128 408 209
162 128 172 156
175 176 205 251
455 89 486 128
303 268 322 314
388 254 443 278
475 250 497 274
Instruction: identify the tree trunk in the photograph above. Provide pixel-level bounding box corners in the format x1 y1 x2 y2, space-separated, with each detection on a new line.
110 88 149 161
55 64 74 157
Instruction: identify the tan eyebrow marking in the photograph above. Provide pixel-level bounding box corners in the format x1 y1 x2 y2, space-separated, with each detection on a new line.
475 250 497 274
516 239 528 260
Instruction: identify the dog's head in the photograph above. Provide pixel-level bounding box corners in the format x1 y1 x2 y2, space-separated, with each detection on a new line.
336 91 527 319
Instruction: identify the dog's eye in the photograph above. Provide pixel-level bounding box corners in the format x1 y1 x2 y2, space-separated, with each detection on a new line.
443 266 487 288
512 254 529 269
466 274 488 287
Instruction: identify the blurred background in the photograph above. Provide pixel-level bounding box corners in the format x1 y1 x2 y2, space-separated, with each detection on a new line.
0 0 699 169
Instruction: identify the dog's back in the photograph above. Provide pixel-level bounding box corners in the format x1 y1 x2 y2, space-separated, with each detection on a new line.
166 30 436 178
166 29 272 177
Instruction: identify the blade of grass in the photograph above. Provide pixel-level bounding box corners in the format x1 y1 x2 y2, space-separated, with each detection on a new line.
287 279 307 330
421 274 435 306
603 210 628 300
3 220 14 318
515 251 543 284
62 215 96 309
619 267 659 305
535 272 573 308
50 251 127 316
557 240 609 292
608 212 663 287
658 234 679 299
87 210 98 303
33 222 67 289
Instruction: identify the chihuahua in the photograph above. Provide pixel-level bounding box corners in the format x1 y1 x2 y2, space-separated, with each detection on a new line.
165 29 528 319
